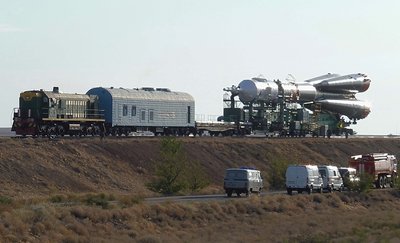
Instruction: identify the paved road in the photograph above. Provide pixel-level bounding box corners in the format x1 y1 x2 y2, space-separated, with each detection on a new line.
144 191 286 204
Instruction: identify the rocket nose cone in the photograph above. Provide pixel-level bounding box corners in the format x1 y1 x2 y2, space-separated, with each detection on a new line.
359 104 371 119
360 79 371 92
363 106 371 118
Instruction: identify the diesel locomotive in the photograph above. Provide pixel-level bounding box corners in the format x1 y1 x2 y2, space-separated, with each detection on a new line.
12 87 104 137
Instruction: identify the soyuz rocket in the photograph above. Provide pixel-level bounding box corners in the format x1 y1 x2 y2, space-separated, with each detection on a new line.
234 73 371 121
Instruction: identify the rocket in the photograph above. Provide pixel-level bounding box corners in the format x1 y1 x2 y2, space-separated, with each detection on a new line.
235 73 371 121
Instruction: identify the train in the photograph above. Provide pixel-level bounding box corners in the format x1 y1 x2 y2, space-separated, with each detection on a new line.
11 72 372 137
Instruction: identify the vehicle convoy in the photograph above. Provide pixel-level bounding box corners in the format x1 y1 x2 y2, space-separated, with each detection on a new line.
348 153 398 188
285 165 323 195
223 167 263 197
12 72 372 137
318 165 344 192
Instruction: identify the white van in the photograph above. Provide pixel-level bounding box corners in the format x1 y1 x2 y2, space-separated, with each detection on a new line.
339 167 359 189
318 165 344 192
285 165 323 195
224 168 263 197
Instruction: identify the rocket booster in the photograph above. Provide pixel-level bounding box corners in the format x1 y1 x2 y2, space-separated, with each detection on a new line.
312 73 371 93
316 99 371 120
235 73 371 120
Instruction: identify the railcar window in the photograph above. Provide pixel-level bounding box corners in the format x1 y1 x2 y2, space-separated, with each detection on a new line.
149 110 154 121
141 110 146 121
123 105 128 116
131 106 136 116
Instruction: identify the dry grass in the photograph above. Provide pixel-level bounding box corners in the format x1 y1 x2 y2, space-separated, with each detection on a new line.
0 191 398 242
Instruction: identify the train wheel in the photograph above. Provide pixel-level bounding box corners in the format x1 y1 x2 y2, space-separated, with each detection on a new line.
382 176 387 188
375 179 380 189
378 176 384 189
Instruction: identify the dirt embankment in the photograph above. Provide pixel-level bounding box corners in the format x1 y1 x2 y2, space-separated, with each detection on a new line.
1 137 400 198
0 137 400 242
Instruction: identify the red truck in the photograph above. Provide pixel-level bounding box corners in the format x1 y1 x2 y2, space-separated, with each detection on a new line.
349 153 398 188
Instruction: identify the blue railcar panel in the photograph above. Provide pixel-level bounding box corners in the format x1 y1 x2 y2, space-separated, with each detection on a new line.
86 87 113 123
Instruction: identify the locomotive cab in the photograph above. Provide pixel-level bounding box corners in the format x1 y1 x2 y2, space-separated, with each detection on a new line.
12 90 46 136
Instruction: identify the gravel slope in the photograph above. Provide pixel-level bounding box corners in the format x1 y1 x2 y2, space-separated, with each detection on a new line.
0 137 399 198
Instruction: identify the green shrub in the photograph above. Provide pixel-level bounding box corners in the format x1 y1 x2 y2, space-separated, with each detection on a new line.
185 160 209 193
0 196 12 205
147 137 210 195
357 173 374 193
49 195 66 203
147 137 188 195
83 193 113 209
345 178 361 192
267 157 290 190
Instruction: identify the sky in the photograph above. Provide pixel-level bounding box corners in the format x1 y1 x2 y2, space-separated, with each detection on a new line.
1 0 399 135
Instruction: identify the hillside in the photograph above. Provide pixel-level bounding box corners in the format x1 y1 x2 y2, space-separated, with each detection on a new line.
1 137 400 242
1 137 400 197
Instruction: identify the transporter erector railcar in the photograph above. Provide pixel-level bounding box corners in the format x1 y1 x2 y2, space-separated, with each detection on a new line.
12 87 104 137
86 87 196 136
221 73 372 137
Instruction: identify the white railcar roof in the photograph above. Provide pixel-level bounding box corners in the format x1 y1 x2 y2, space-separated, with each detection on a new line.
43 91 90 101
99 87 194 102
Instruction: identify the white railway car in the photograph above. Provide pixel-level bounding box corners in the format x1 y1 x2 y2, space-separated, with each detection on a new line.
87 87 195 136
